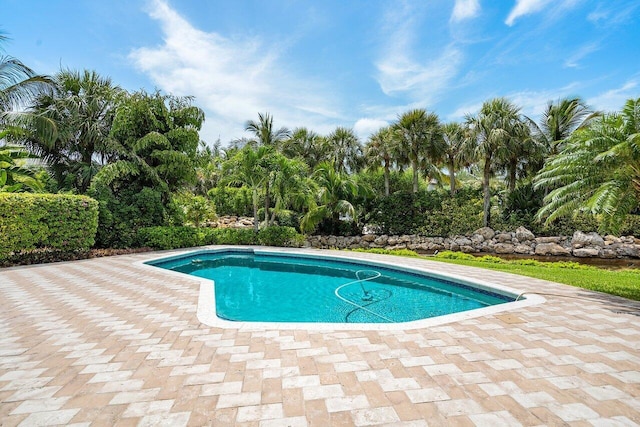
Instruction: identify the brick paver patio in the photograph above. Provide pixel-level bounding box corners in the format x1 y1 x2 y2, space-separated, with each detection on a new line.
1 247 639 426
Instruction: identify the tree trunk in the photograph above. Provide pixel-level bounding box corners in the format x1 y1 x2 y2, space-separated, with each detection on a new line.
252 188 259 232
412 159 419 193
483 154 492 227
448 159 456 196
509 159 517 192
264 181 270 226
384 159 390 197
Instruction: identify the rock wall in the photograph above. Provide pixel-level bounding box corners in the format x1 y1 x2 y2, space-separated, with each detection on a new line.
305 227 640 259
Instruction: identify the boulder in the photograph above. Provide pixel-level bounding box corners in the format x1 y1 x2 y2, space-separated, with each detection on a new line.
494 243 515 254
514 244 534 254
572 231 604 248
515 226 535 242
495 232 513 243
536 236 564 244
535 243 571 256
617 244 639 258
453 236 472 246
362 234 376 242
374 235 389 246
473 227 495 241
573 247 601 257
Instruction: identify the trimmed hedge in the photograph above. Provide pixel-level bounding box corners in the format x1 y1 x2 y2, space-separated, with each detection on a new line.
136 225 303 250
0 193 99 260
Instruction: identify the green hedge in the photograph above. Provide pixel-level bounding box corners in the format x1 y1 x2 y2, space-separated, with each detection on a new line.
0 193 99 260
136 225 304 250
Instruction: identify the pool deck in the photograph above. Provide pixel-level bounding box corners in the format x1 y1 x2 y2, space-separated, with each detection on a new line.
1 247 639 426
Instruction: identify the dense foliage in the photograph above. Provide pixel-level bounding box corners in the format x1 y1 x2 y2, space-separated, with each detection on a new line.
0 193 98 259
2 32 640 259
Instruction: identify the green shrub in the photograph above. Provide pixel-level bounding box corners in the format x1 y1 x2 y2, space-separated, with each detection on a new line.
92 186 168 248
257 226 304 247
136 226 206 250
208 186 254 216
0 193 98 260
206 228 258 245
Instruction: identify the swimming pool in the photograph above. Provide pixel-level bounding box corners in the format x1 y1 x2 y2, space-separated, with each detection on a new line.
147 249 523 325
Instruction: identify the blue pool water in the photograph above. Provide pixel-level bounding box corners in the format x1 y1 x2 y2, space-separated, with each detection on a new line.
149 250 513 323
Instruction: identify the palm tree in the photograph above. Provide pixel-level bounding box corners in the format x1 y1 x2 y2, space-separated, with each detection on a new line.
281 127 328 169
21 69 121 193
245 112 291 148
441 122 470 196
244 112 291 220
535 97 640 233
326 127 363 173
465 98 523 226
394 109 444 193
494 120 540 192
364 126 396 196
0 34 55 143
268 154 315 225
221 145 274 232
300 162 362 234
527 97 598 157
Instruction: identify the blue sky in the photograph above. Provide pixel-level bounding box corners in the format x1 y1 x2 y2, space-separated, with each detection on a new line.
2 0 639 145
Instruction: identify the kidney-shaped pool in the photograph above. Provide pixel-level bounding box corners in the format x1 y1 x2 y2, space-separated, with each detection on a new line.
145 248 537 327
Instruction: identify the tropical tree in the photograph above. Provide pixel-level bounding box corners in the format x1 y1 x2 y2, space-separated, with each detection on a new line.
364 126 396 196
300 162 364 234
0 34 55 145
268 154 315 225
527 97 597 157
245 112 291 148
465 98 524 226
326 127 363 173
441 122 469 196
21 69 121 192
0 142 43 192
494 119 540 192
281 127 328 169
221 145 273 232
394 109 444 193
535 97 640 233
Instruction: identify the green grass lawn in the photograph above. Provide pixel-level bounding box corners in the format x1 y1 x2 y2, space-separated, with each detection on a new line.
352 249 640 301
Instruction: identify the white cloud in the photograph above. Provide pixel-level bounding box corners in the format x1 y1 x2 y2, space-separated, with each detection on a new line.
588 79 639 113
353 118 390 140
374 3 464 106
451 0 481 22
563 42 600 68
505 0 553 26
128 0 342 144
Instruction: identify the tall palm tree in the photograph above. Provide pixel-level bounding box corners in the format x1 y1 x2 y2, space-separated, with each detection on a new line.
465 98 523 226
535 97 640 233
221 145 274 232
364 126 396 196
394 109 444 193
326 127 363 173
21 69 121 193
281 127 328 169
245 112 291 220
245 112 291 148
495 120 540 192
441 122 470 196
528 97 598 157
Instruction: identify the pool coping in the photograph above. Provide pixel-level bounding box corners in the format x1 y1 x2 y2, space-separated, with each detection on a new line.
139 246 545 331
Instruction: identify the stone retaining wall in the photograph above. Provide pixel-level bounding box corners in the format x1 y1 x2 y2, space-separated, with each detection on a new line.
305 227 640 259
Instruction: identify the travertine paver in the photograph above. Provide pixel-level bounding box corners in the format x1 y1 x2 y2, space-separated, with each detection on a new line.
1 247 640 426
